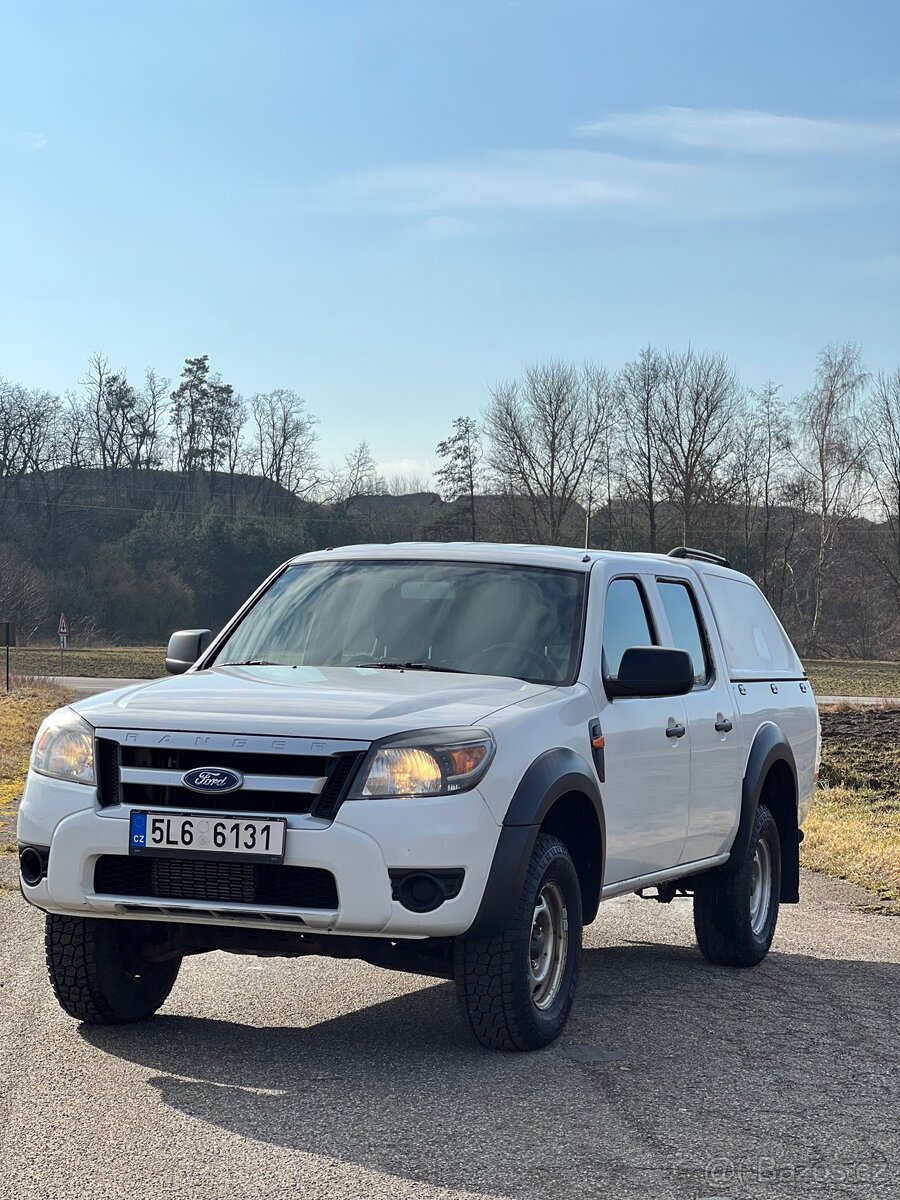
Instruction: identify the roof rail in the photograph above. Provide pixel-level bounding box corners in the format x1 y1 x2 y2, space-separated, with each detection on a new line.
667 545 731 569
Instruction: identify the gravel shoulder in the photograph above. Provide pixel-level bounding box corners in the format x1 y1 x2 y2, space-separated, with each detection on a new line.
1 870 898 1200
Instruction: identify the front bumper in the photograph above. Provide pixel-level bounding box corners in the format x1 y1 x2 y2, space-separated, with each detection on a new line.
17 770 501 938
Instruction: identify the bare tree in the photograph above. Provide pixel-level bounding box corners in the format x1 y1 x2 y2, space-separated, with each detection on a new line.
250 389 319 508
729 383 791 587
616 347 665 551
380 470 431 496
78 354 168 476
656 348 740 546
0 542 47 640
131 368 168 470
322 441 383 511
484 361 613 544
793 343 870 654
867 368 900 610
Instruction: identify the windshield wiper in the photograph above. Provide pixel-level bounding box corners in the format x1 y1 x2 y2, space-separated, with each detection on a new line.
368 661 468 674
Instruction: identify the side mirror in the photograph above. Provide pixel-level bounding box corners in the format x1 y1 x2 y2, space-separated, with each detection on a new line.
605 646 694 699
165 629 212 675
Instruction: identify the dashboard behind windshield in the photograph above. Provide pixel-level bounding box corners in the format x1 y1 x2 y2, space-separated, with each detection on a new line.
212 559 586 686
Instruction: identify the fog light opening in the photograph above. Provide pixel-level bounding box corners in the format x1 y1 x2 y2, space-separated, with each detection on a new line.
19 846 47 887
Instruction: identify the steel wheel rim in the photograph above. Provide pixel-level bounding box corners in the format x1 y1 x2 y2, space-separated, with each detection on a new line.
749 837 773 936
528 880 569 1010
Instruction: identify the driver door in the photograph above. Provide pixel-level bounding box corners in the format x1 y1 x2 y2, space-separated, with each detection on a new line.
590 575 691 885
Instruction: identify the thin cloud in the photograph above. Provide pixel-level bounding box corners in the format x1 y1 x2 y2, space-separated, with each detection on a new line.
377 458 432 485
346 153 634 211
578 107 900 154
334 149 853 222
0 130 49 151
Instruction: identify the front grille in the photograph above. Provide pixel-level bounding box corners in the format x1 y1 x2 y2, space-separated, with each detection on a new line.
96 734 365 820
120 746 330 776
96 739 120 806
316 753 365 819
119 784 317 816
94 855 339 909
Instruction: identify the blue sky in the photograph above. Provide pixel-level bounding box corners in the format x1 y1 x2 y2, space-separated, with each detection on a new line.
2 0 899 476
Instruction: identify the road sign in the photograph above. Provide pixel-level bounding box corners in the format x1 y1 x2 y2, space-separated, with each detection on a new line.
58 612 69 637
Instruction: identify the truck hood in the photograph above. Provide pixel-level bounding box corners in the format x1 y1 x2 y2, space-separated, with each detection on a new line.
72 665 553 741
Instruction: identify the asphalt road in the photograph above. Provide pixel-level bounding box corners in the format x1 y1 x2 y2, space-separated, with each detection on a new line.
1 870 898 1200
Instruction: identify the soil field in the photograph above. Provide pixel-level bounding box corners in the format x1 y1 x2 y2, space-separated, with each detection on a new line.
0 683 74 857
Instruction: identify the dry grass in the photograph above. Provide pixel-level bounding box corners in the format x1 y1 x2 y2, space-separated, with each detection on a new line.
800 708 900 912
0 683 74 846
802 788 900 913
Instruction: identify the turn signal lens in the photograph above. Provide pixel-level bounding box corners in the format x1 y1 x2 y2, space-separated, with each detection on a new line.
352 729 495 799
446 744 489 778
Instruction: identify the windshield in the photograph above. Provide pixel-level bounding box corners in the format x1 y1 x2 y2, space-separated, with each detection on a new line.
212 559 586 686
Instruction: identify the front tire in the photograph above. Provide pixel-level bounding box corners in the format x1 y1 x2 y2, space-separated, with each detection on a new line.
693 803 781 967
45 915 181 1023
454 833 583 1051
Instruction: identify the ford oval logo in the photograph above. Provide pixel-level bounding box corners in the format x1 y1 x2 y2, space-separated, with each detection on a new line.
182 767 244 794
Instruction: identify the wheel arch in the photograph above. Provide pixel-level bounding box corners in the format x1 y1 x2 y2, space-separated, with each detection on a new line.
731 722 800 903
465 748 605 938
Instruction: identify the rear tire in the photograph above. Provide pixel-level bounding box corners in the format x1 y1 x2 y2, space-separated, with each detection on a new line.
45 915 181 1023
693 803 781 967
454 833 582 1051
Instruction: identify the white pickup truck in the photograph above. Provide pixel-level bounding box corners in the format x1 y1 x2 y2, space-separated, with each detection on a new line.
18 543 819 1051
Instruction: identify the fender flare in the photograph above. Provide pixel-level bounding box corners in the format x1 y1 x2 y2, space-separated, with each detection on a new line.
729 722 799 899
465 748 606 938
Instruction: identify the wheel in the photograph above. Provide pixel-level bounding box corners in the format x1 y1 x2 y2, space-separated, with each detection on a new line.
693 803 782 967
45 914 181 1023
454 833 582 1051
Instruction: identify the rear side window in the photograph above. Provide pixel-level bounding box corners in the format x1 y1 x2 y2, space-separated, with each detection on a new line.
657 580 711 686
602 578 655 678
702 574 797 675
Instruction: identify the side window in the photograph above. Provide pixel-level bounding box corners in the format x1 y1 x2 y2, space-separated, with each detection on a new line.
657 580 711 686
602 578 655 679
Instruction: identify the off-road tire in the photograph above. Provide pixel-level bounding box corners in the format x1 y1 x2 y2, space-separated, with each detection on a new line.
45 914 181 1023
693 803 781 968
454 833 583 1051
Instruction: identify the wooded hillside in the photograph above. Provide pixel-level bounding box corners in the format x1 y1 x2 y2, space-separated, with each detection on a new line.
2 345 899 657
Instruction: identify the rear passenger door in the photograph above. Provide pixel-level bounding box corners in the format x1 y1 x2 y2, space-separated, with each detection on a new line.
594 575 691 884
652 571 743 864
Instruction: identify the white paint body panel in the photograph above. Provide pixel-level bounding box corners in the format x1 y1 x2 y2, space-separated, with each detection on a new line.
18 541 820 938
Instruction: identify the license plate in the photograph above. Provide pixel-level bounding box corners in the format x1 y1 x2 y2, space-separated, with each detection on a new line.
129 810 287 864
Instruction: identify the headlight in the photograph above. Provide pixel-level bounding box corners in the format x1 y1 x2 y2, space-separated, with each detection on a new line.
31 709 95 786
350 728 495 799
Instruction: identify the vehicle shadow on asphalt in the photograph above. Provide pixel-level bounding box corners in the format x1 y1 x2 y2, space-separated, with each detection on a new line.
79 942 900 1196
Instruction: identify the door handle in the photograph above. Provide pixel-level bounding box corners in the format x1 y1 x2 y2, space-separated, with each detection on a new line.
715 717 733 733
665 723 686 739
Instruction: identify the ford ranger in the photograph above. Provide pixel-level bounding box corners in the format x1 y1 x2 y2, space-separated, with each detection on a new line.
18 543 820 1050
